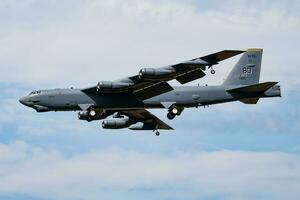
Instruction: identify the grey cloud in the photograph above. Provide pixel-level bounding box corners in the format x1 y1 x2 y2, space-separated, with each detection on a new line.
0 141 300 200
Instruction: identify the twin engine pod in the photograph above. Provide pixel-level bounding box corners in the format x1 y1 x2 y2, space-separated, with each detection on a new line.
78 111 90 121
139 68 175 80
96 81 133 92
96 68 175 93
102 118 131 129
102 119 153 130
78 108 101 122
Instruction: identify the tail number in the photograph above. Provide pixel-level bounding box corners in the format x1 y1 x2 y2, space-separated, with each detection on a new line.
242 67 252 74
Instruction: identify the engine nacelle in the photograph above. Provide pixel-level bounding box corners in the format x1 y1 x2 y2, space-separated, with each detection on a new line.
128 122 153 130
139 68 175 80
97 81 132 92
78 111 90 121
102 119 130 129
78 108 105 121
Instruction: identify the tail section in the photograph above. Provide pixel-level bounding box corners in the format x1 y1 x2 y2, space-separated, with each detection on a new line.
226 82 278 94
239 98 260 104
223 48 263 86
226 82 281 104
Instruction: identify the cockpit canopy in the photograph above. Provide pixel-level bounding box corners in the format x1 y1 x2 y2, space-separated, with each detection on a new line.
29 90 42 95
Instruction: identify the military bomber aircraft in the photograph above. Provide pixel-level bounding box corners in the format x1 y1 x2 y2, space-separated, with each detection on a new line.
19 49 281 135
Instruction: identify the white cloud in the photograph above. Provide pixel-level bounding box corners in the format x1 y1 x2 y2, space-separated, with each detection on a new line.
0 141 299 200
0 141 28 162
0 0 299 89
0 2 299 200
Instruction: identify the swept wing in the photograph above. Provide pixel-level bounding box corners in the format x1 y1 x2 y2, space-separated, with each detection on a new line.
82 50 244 100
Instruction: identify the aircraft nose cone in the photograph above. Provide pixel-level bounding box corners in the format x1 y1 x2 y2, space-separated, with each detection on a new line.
19 97 26 105
19 96 31 106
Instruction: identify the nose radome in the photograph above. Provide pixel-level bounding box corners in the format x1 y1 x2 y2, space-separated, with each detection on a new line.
19 96 26 105
19 96 31 106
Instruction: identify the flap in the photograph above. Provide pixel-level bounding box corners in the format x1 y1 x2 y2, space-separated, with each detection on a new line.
176 69 206 84
133 82 173 100
120 109 173 130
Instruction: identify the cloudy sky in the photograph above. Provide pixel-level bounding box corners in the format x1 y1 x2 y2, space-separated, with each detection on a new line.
0 0 300 199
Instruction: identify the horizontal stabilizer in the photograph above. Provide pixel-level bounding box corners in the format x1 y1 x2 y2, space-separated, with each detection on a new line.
227 82 278 94
239 97 260 104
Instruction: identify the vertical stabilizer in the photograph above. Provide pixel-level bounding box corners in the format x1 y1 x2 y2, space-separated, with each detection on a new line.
223 49 263 86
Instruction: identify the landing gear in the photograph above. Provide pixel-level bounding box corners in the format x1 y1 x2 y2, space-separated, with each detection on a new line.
155 131 160 136
209 65 215 74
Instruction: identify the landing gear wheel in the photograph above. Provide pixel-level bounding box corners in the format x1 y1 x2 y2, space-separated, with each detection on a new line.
210 69 215 74
155 131 160 136
167 113 176 120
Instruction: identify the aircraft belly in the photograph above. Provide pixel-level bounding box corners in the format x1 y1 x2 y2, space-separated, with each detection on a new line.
143 86 234 107
93 95 145 109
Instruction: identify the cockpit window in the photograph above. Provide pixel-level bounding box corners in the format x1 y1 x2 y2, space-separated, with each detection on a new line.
29 90 41 95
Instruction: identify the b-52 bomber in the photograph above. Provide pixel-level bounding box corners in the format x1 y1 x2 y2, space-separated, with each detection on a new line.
19 49 281 136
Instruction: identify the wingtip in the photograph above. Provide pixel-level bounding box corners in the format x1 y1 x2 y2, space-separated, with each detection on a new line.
246 48 263 52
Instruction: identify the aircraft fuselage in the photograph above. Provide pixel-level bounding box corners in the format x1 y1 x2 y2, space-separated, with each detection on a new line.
19 85 281 112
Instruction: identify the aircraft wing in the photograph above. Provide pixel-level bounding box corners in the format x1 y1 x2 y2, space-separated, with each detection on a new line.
82 50 244 100
119 109 173 130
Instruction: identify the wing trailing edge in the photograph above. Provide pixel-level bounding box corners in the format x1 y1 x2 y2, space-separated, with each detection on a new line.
82 50 245 100
201 50 245 63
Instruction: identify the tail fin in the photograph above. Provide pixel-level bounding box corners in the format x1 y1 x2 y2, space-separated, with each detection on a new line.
223 48 263 86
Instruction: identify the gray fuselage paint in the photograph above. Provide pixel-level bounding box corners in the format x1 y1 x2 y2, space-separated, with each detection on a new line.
21 85 281 112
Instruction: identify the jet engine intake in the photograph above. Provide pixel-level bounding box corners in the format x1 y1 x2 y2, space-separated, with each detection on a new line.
139 68 175 80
